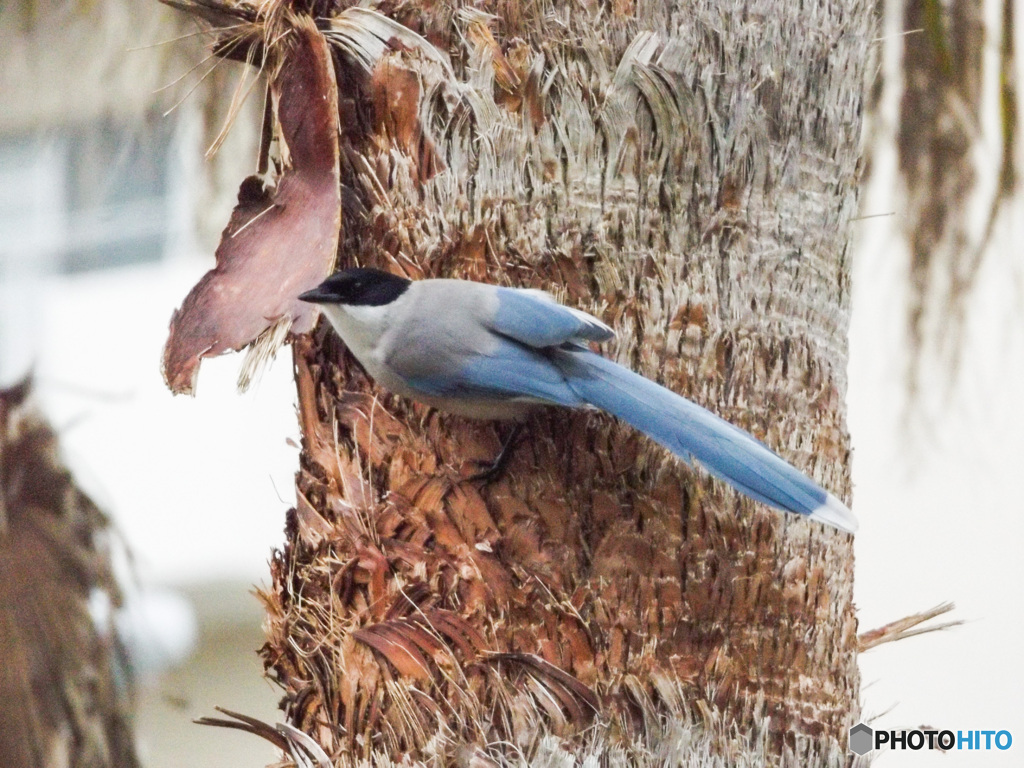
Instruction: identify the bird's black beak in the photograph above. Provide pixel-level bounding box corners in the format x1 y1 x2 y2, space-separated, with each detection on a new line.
298 286 334 304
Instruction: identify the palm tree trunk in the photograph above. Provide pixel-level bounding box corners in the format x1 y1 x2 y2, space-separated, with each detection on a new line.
164 0 872 763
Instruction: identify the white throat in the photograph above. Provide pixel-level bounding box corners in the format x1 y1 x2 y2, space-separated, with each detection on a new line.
319 303 391 364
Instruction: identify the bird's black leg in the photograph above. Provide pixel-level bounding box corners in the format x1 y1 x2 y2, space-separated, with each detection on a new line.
467 423 525 483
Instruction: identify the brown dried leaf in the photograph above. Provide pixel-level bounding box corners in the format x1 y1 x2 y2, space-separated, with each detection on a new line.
391 620 448 658
420 609 488 657
486 652 599 724
524 673 567 725
383 583 433 620
355 623 433 681
194 707 289 752
163 18 340 394
354 545 390 618
858 602 961 652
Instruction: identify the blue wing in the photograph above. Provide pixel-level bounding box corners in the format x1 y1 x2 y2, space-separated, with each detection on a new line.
490 288 613 348
403 336 586 408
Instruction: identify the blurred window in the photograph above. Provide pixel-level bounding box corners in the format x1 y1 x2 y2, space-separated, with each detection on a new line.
0 117 176 274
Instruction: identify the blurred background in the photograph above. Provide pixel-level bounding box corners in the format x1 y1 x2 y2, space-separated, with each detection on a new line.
1 1 1022 766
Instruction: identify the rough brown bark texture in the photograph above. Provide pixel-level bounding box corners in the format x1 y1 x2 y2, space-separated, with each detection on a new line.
164 0 871 764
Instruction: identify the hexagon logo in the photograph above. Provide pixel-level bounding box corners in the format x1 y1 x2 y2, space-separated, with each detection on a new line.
849 722 873 755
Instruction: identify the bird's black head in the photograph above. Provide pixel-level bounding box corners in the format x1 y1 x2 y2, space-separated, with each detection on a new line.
298 268 411 307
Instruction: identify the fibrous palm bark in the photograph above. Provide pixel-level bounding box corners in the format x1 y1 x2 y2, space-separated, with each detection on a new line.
162 0 872 764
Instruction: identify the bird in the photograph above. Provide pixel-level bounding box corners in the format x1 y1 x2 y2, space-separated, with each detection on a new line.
298 268 857 533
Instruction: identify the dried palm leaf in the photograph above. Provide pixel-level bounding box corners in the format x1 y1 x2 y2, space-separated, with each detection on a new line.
0 380 138 768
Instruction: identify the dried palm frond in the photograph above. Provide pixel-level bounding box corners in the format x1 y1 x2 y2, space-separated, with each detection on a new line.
195 707 332 768
162 13 341 394
858 602 961 652
160 0 461 394
159 0 258 27
0 380 138 768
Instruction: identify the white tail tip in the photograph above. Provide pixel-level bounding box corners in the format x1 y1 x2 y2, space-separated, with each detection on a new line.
808 492 858 533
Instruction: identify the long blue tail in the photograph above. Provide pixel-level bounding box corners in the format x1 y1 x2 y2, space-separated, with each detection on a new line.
557 349 857 532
